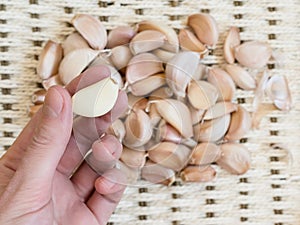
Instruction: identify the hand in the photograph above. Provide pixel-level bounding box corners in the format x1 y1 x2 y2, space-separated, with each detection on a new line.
0 66 128 225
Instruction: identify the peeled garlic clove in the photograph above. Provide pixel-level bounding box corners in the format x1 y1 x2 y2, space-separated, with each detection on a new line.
152 48 176 63
154 99 193 138
120 147 147 169
225 64 256 90
181 166 216 182
156 120 182 144
37 40 63 80
178 29 207 55
71 14 107 50
116 161 140 185
190 106 205 125
59 48 99 85
165 51 199 97
32 89 47 105
190 142 221 165
217 143 251 175
207 68 236 101
194 114 231 142
129 30 166 55
204 101 237 120
128 73 166 96
187 13 219 48
187 80 219 110
106 119 126 142
42 75 63 90
225 105 251 141
265 75 292 111
138 21 179 53
234 41 272 69
107 26 136 49
123 109 153 148
62 32 90 56
72 77 119 117
149 86 173 100
141 160 175 186
148 142 191 171
224 27 240 64
126 53 164 84
110 45 133 70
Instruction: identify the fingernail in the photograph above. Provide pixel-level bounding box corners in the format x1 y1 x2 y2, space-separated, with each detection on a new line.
43 87 63 118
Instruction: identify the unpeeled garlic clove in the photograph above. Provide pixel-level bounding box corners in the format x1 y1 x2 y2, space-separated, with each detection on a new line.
62 32 90 56
110 45 133 70
180 165 216 182
217 143 251 175
187 80 219 110
153 99 193 138
156 120 182 144
129 30 166 55
265 75 292 111
149 86 173 100
137 21 179 53
223 27 240 64
32 89 47 105
234 41 272 69
207 68 236 101
178 29 207 56
107 26 137 49
72 77 119 117
147 103 162 127
165 51 199 97
127 94 148 112
187 13 219 48
37 40 63 80
141 160 175 186
148 142 191 171
193 114 231 142
225 105 251 141
123 109 153 148
203 101 237 120
42 74 63 90
120 147 147 169
59 48 99 85
71 14 107 50
224 64 256 90
128 73 166 96
106 119 126 142
190 142 221 165
189 106 205 125
152 48 176 63
126 53 164 84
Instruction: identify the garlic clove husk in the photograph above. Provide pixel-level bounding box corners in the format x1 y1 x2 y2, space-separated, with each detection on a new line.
42 74 63 90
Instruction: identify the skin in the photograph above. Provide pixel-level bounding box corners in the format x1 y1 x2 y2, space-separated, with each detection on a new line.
0 65 128 225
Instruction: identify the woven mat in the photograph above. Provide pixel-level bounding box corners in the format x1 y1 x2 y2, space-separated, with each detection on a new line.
1 0 300 224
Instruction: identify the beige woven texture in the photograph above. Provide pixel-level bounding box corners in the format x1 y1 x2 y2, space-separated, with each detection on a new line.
0 0 300 224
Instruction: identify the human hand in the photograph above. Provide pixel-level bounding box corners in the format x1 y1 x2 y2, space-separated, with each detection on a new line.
0 65 128 225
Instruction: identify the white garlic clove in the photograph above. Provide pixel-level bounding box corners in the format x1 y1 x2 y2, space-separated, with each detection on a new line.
62 32 90 56
107 26 136 49
110 45 133 70
72 77 119 117
178 29 207 56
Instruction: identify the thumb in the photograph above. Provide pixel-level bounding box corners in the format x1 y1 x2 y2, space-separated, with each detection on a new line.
20 86 73 183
